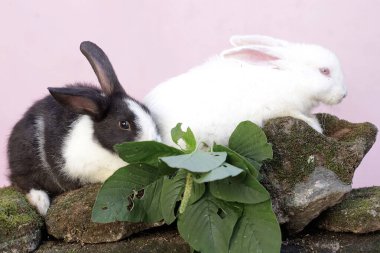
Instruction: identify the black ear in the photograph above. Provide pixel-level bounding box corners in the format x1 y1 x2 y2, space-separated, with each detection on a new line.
48 87 108 120
80 41 126 96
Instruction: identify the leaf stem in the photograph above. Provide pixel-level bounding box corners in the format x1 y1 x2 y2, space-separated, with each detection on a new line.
179 173 193 214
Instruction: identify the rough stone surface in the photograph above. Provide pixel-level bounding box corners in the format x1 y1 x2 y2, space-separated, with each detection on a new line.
36 228 189 253
317 187 380 233
0 186 43 253
281 230 380 253
46 183 159 244
285 167 351 233
262 113 377 233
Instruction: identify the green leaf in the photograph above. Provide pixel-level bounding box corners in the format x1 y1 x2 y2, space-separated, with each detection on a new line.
92 163 160 223
228 121 273 167
229 200 281 253
188 181 205 205
193 163 244 183
171 123 197 152
126 178 164 223
209 174 270 204
160 151 227 173
157 160 178 176
178 193 243 253
213 144 259 178
114 141 183 166
160 170 187 224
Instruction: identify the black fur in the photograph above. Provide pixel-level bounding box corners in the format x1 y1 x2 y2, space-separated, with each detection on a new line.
7 41 153 198
8 94 81 195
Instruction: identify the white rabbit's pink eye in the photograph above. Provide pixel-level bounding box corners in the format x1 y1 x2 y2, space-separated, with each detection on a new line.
119 120 131 131
319 68 331 76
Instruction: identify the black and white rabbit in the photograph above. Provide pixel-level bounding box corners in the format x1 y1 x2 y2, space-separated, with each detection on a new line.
8 41 161 215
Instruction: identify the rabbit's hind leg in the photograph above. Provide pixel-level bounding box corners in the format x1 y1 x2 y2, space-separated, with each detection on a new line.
26 189 50 216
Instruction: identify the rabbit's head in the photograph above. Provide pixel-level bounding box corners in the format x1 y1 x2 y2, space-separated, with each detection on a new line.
48 41 160 151
222 35 347 105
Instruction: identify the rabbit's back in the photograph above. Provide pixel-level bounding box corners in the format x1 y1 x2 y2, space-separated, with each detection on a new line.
145 58 303 145
9 93 130 195
8 96 81 196
145 35 346 146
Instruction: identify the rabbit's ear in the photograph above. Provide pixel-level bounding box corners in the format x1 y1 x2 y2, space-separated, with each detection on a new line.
80 41 125 96
221 46 281 65
230 35 289 47
48 87 108 120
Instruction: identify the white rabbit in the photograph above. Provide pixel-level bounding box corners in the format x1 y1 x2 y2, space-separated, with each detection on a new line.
144 35 347 146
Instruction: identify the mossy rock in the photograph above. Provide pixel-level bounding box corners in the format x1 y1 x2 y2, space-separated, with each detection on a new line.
283 167 351 233
282 229 380 253
261 113 377 233
0 186 43 253
316 187 380 233
36 228 189 253
263 114 377 191
46 183 161 244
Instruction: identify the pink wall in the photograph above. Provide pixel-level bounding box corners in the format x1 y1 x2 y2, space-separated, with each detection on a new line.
1 0 379 188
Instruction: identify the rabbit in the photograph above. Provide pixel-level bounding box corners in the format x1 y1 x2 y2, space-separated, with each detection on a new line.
7 41 161 215
144 35 347 147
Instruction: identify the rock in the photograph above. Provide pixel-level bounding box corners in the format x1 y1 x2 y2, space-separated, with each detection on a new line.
317 187 380 233
0 186 43 253
285 167 351 233
281 229 380 253
262 113 377 233
36 227 190 253
46 184 160 244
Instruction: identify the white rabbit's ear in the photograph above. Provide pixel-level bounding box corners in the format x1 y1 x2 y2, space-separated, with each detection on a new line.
230 35 289 47
221 46 281 65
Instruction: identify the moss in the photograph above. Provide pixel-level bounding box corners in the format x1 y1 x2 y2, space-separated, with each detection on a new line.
318 187 380 233
317 113 377 149
284 229 380 253
264 118 342 191
263 120 311 190
36 228 190 253
331 187 379 211
263 114 377 192
0 187 43 240
46 184 154 244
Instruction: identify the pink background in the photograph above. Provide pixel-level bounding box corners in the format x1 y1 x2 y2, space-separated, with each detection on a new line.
0 0 379 188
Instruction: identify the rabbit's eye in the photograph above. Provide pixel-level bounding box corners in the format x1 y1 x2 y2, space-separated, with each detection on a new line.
319 67 331 76
119 120 131 131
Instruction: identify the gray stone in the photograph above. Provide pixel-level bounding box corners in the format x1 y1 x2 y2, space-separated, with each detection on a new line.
262 113 377 233
36 228 190 253
0 186 43 253
285 167 351 233
281 230 380 253
317 187 380 233
46 184 161 244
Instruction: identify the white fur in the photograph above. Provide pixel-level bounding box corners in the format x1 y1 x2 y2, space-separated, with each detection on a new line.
144 35 347 146
35 116 66 191
26 189 50 216
62 115 127 183
125 99 161 142
35 117 49 170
